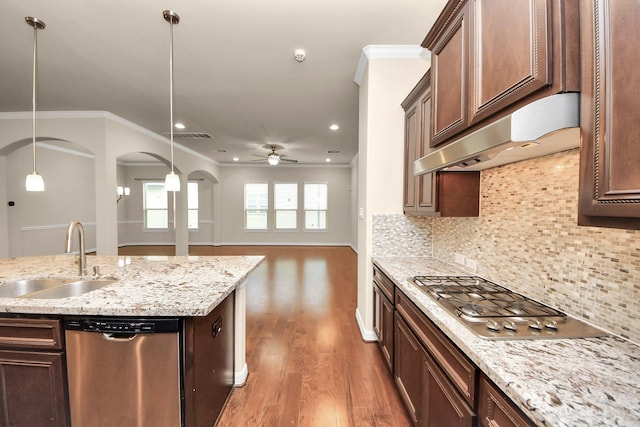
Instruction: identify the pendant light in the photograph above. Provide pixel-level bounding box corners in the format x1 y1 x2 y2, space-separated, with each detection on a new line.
25 16 46 192
163 10 180 192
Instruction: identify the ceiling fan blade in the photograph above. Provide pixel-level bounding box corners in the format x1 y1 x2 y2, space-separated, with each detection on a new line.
252 154 267 158
280 158 298 163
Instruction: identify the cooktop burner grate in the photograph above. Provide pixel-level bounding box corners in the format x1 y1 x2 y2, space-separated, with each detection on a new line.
410 275 606 339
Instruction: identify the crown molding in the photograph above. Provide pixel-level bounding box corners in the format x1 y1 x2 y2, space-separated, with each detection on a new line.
353 45 431 86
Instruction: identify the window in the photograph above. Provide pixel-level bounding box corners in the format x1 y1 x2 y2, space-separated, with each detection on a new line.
245 183 268 229
187 181 198 230
143 182 168 229
304 183 327 230
274 183 297 229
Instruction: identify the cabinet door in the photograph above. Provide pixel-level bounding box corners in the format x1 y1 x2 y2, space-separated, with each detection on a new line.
578 0 640 228
422 352 475 427
478 376 534 427
469 0 551 124
0 350 68 427
394 314 425 425
404 101 420 211
417 91 436 212
430 2 469 146
184 293 235 427
373 284 393 373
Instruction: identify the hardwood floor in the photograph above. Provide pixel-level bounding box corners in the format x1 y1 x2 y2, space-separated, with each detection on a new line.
118 245 411 427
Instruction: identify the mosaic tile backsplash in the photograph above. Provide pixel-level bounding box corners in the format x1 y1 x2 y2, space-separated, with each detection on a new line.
372 214 432 257
433 149 639 343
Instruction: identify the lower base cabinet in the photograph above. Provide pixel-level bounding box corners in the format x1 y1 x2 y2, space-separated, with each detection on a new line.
0 317 68 427
478 375 534 427
394 310 475 427
375 264 534 427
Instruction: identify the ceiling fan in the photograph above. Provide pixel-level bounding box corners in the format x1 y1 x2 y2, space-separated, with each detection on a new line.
252 145 298 166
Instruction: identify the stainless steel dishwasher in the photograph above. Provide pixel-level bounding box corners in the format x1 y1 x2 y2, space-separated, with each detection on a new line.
64 317 182 427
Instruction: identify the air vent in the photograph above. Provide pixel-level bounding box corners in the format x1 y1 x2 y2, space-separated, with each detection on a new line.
164 132 214 139
327 150 340 154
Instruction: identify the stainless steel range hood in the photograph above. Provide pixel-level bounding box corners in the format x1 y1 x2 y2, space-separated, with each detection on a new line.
414 93 580 176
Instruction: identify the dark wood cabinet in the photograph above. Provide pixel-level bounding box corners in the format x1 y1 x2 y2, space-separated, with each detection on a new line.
183 292 235 427
478 375 535 427
428 1 469 147
578 0 640 229
422 351 475 427
402 72 480 217
373 266 395 373
423 0 579 148
468 0 551 124
403 71 436 215
394 314 425 425
0 317 68 427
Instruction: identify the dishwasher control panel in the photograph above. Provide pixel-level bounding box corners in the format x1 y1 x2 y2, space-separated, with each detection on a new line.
65 318 180 333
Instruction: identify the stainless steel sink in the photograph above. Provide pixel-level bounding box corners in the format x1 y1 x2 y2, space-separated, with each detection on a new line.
0 279 117 299
25 280 117 299
0 279 67 298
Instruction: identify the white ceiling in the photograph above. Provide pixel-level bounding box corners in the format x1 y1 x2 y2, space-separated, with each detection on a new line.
2 0 447 165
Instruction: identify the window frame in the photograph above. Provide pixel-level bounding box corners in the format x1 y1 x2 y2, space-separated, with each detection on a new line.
274 182 298 231
143 181 169 230
303 182 328 231
187 181 199 231
244 182 269 230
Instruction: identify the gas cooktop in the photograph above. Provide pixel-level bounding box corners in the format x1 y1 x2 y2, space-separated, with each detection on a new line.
412 276 607 340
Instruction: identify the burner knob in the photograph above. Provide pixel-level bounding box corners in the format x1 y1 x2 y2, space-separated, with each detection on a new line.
486 319 500 332
528 320 543 331
544 320 558 330
502 320 517 331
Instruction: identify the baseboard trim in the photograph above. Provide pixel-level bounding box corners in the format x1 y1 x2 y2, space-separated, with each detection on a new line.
234 363 249 387
355 308 378 342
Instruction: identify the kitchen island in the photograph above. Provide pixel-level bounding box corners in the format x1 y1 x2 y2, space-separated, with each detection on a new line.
0 254 264 427
374 256 640 427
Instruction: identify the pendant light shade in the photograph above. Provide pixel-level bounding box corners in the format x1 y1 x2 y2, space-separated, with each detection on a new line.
163 10 180 192
25 16 45 192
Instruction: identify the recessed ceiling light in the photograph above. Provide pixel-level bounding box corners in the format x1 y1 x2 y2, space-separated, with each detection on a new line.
233 157 239 162
174 122 185 129
325 158 331 162
329 124 339 131
294 49 306 62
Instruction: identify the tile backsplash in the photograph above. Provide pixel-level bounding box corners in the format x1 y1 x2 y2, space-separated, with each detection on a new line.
373 148 640 343
372 214 432 257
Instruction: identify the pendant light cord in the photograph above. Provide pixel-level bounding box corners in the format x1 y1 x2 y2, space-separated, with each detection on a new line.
169 17 175 174
32 24 38 174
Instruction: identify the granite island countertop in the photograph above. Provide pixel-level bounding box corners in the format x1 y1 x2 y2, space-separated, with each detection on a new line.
0 254 264 317
373 256 640 427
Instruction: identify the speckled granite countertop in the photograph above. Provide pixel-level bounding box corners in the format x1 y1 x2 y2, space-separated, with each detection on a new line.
0 255 264 317
373 256 640 427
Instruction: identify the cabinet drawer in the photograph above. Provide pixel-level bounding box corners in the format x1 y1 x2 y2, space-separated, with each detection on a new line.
395 289 477 407
478 375 534 427
0 318 63 350
373 265 395 302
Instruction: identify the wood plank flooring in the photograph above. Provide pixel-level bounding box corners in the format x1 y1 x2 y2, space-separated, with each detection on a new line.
118 245 411 427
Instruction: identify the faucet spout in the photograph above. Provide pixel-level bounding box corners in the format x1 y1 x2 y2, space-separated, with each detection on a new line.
65 221 86 276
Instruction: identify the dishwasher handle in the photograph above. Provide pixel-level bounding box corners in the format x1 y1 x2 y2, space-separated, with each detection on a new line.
102 332 137 341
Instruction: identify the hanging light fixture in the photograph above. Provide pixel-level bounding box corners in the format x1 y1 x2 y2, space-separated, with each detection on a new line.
267 146 280 166
163 10 180 192
25 16 46 192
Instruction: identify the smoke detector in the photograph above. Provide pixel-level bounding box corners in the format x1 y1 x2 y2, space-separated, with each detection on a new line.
294 49 306 62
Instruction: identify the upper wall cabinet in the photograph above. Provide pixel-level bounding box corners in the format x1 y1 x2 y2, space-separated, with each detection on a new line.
423 0 579 148
578 0 640 229
402 71 437 215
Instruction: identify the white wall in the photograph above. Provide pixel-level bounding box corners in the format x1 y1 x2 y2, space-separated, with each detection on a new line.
350 154 359 252
219 165 352 246
6 144 96 257
356 57 431 340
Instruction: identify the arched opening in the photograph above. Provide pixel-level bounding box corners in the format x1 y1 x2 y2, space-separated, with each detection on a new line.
1 138 96 257
116 152 181 252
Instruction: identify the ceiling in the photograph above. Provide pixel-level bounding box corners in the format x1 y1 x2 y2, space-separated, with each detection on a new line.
1 0 447 166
